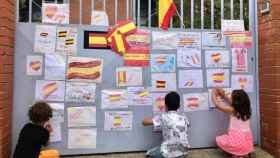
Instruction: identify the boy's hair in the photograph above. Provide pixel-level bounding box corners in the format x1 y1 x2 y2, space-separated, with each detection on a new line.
165 91 180 111
231 89 251 121
29 102 52 124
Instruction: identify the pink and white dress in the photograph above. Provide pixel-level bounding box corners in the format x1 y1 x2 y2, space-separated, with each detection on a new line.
216 115 254 156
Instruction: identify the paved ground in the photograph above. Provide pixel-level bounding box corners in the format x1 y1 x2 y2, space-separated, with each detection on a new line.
63 147 273 158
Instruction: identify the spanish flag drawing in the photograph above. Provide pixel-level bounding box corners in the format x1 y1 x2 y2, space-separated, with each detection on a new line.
58 31 67 38
159 0 177 30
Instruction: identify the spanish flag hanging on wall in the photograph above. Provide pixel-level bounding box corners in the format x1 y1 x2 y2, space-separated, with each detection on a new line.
159 0 177 30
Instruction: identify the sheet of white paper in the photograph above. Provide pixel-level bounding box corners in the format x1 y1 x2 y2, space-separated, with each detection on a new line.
45 54 66 80
151 93 167 114
116 67 143 87
183 93 209 112
34 25 56 53
42 3 69 24
101 89 128 109
67 56 103 83
202 32 226 49
91 10 109 26
206 69 230 88
221 20 245 33
104 111 133 131
205 50 230 68
66 82 96 103
231 75 254 92
49 103 64 122
127 87 152 106
49 120 62 142
56 26 77 56
151 73 177 92
67 106 96 127
177 48 201 68
68 128 97 149
208 88 232 108
35 80 65 101
152 32 178 50
177 32 201 49
178 70 204 89
150 54 176 72
26 55 43 76
232 48 248 73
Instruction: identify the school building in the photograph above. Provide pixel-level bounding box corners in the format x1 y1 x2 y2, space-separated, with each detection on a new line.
0 0 280 157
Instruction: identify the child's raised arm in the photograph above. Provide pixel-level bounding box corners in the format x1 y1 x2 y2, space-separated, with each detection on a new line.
142 118 153 126
212 88 234 114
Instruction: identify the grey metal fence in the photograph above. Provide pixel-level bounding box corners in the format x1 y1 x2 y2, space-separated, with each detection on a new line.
17 0 250 30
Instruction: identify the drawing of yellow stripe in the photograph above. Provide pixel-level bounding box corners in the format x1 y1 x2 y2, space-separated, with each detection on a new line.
138 90 149 97
118 71 126 84
89 36 107 45
124 54 149 61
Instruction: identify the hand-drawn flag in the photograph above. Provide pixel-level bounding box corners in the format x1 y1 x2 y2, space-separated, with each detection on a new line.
124 48 149 67
159 0 177 30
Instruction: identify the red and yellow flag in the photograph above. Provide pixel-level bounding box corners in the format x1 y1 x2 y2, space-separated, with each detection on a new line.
159 0 177 30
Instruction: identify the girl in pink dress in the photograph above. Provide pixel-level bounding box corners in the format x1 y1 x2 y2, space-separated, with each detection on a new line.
212 89 254 158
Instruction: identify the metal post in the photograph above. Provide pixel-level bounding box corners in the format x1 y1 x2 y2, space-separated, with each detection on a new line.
29 0 32 23
137 0 140 26
191 0 194 29
180 0 183 28
240 0 244 19
211 0 214 30
221 0 224 20
92 0 94 11
103 0 106 11
201 0 204 29
16 0 19 22
230 0 234 19
127 0 129 19
133 0 136 23
148 0 151 27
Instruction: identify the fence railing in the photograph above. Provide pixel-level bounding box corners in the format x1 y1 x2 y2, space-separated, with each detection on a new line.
17 0 250 30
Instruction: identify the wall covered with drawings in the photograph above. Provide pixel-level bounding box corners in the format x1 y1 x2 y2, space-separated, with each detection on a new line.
12 22 259 155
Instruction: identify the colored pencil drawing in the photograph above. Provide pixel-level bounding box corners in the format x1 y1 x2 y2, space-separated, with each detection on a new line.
101 89 128 109
66 82 96 103
116 67 143 86
206 69 230 88
177 48 201 68
151 73 177 92
151 54 176 72
178 70 204 89
183 93 209 112
205 50 230 68
67 57 103 83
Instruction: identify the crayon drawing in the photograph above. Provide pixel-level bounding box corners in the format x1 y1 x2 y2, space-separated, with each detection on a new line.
127 87 152 106
231 75 254 92
42 3 69 24
104 111 133 131
35 80 65 101
202 32 226 49
206 69 230 88
68 128 97 149
67 106 96 127
232 48 248 73
151 54 176 72
178 70 203 89
45 54 66 80
56 26 77 56
116 67 143 87
151 93 167 114
26 55 43 76
183 93 209 112
34 25 56 53
101 89 128 109
205 50 230 68
177 48 201 68
67 57 103 83
66 82 96 103
151 73 177 92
